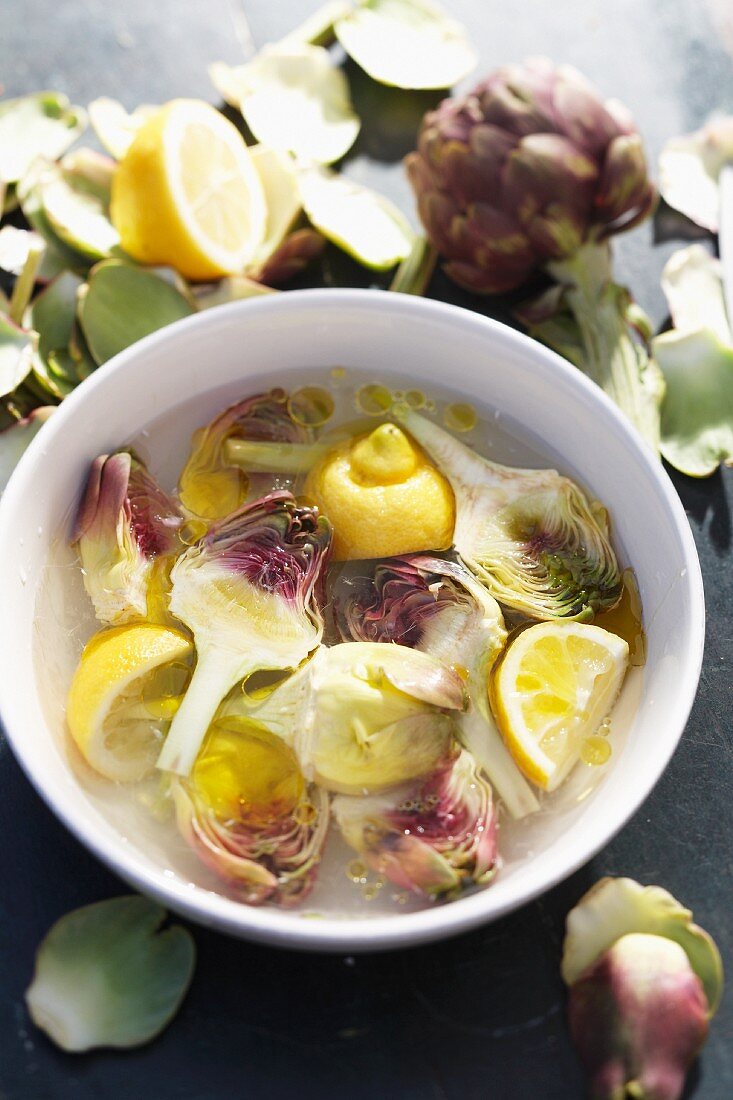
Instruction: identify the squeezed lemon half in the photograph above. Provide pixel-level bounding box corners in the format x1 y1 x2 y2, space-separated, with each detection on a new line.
111 99 267 280
492 622 629 792
67 624 193 782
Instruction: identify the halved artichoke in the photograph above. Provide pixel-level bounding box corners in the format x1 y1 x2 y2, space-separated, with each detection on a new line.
73 451 182 625
334 554 538 818
332 746 498 898
400 410 622 620
173 715 329 907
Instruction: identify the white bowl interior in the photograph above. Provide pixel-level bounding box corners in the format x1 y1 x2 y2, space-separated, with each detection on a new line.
0 291 703 950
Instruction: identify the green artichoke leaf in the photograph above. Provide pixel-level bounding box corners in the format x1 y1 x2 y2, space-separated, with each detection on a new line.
16 160 93 277
0 314 35 399
561 877 723 1017
78 259 194 365
191 275 277 311
0 92 86 185
0 226 46 277
25 270 83 397
654 328 733 477
277 1 351 49
248 146 303 270
209 45 360 165
298 165 414 269
0 406 54 493
658 114 733 233
88 97 159 160
25 896 195 1051
658 244 731 344
651 245 733 476
335 0 477 89
39 150 121 261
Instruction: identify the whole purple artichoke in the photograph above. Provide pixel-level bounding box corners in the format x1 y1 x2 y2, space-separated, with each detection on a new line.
406 57 656 294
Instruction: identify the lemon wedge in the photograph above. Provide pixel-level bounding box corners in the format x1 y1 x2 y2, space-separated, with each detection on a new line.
67 624 193 782
492 622 629 791
110 99 267 281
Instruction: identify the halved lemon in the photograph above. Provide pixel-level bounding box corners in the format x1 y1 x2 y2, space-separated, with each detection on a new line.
110 99 267 280
491 622 629 791
67 624 193 782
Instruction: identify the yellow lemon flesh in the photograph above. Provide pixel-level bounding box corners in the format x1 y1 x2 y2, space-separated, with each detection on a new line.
67 624 193 782
491 622 629 792
305 423 455 560
111 99 267 281
193 716 304 826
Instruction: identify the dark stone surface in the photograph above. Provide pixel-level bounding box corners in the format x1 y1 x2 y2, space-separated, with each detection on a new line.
0 1 731 1097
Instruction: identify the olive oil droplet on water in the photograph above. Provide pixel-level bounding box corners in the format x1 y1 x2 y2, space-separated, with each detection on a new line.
288 386 335 428
356 383 392 416
581 735 612 766
594 569 646 666
444 402 477 433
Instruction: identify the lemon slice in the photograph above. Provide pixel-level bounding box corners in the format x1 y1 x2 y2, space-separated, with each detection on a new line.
67 624 193 782
492 622 629 791
110 99 267 281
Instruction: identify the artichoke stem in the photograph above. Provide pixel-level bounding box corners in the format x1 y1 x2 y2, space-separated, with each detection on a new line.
546 241 664 454
157 649 244 776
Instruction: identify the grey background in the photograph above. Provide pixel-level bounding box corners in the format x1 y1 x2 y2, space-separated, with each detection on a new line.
0 1 731 1097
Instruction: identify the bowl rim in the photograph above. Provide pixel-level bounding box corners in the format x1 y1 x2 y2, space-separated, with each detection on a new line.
0 288 705 952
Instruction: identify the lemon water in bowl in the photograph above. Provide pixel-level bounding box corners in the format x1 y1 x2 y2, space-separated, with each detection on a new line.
33 367 643 917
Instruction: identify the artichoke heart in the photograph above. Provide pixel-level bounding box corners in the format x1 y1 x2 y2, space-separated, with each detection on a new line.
304 422 455 560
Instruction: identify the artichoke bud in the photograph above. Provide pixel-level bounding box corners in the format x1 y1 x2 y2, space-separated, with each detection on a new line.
401 410 622 620
157 491 332 777
562 877 724 1100
174 716 328 907
406 56 655 293
568 933 709 1100
332 748 499 898
178 389 310 522
73 451 182 626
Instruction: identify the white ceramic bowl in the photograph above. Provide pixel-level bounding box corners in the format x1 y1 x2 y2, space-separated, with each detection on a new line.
0 289 704 951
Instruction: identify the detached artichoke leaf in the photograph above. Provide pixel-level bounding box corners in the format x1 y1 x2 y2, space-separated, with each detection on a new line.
651 245 733 477
16 159 93 276
562 878 723 1100
40 150 120 261
0 226 46 277
157 492 332 777
654 328 733 477
562 877 723 1015
0 405 53 492
333 747 498 898
24 269 83 397
335 0 477 90
400 410 622 621
277 1 351 49
248 146 303 268
25 896 195 1052
568 933 710 1100
210 45 360 166
190 275 277 310
73 450 182 625
299 165 414 270
0 314 36 399
0 91 86 185
658 114 733 233
88 97 160 160
658 243 731 344
78 259 194 365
